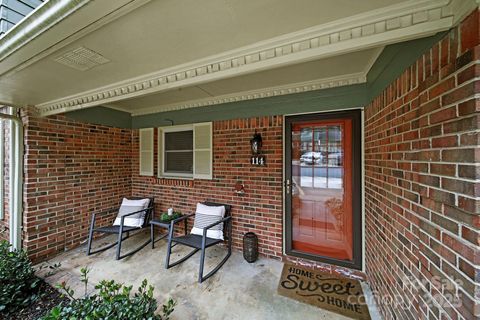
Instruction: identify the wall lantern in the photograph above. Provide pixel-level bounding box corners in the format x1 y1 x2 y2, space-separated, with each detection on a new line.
250 131 265 166
250 132 262 154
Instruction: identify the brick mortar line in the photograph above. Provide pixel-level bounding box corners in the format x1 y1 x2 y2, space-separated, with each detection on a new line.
365 154 480 164
366 168 480 201
364 157 480 164
364 164 480 184
364 124 480 143
366 176 479 216
364 120 480 147
365 165 480 185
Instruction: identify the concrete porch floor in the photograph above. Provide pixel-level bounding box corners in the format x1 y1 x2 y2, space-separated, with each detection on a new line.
36 231 381 320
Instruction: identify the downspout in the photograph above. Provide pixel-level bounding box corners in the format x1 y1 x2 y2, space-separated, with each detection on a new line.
0 108 23 250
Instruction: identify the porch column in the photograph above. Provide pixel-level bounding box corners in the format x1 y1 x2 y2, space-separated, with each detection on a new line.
0 114 3 220
0 107 23 249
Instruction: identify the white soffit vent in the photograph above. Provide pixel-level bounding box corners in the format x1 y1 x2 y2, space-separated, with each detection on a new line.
54 47 110 71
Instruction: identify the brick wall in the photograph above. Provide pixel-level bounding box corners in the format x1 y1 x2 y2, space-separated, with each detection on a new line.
132 116 284 258
22 112 132 261
364 10 480 320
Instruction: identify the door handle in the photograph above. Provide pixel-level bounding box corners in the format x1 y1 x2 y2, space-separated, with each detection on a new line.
284 179 296 194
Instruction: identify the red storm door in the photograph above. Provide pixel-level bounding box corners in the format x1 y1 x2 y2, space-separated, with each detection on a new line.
285 110 362 269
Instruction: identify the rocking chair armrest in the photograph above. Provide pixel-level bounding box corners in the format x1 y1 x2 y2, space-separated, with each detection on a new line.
171 213 195 225
90 208 119 227
90 210 115 226
202 216 231 237
118 206 153 228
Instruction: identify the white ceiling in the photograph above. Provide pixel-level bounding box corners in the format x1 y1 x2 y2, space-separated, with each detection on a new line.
0 0 473 115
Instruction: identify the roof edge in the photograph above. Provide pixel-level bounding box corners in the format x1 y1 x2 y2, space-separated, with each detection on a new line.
0 0 89 62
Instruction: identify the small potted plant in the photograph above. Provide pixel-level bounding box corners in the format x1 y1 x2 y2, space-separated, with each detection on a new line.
160 209 182 223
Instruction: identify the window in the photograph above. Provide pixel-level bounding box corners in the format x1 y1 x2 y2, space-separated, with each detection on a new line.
158 122 212 179
165 130 193 174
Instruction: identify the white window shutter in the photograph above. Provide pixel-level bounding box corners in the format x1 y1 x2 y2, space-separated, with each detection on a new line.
139 128 154 176
157 127 163 177
193 122 212 179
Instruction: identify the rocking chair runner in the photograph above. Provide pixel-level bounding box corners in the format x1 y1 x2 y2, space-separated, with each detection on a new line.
165 202 232 283
86 197 154 260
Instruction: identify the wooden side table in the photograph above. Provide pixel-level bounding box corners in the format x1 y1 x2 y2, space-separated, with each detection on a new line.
150 216 187 249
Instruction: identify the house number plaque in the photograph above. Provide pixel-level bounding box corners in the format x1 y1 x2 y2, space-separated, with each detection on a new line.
251 155 266 166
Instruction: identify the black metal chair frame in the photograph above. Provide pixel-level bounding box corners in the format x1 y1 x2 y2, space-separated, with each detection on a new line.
86 197 154 260
165 202 232 283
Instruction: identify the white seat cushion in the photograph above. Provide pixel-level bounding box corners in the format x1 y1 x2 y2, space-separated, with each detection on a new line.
191 203 226 240
113 198 150 228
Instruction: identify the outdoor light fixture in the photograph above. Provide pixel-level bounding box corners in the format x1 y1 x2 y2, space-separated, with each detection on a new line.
250 131 265 166
250 131 262 155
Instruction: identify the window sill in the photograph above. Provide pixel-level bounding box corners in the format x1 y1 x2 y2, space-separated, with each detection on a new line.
158 175 194 181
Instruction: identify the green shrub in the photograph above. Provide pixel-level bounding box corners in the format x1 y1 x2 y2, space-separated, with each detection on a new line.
42 268 176 320
0 240 41 314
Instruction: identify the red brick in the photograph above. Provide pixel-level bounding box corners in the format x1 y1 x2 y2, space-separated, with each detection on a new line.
460 9 480 53
440 37 449 68
441 81 479 106
429 77 456 99
442 148 480 163
459 165 480 179
432 135 458 148
430 163 456 177
458 64 480 85
461 226 480 247
458 99 480 116
443 115 480 134
461 132 480 146
429 106 457 124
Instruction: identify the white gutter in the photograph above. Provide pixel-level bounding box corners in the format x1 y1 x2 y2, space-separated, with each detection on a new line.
0 0 90 62
0 108 23 250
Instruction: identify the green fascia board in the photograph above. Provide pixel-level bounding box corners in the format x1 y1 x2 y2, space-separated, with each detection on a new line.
64 106 132 128
367 31 447 102
132 83 367 128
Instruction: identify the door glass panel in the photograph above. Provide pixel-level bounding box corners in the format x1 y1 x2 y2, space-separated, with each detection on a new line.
291 119 353 262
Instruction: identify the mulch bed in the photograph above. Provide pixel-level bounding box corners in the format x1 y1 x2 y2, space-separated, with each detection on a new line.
0 280 69 320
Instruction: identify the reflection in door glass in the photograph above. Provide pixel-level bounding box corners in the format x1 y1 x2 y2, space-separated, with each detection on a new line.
297 125 343 189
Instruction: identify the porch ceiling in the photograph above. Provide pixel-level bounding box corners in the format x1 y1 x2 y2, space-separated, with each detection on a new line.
0 0 475 116
108 48 381 115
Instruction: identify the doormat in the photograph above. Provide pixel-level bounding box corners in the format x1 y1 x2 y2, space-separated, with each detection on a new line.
277 264 371 320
